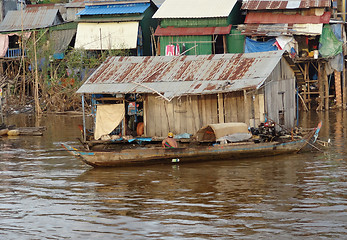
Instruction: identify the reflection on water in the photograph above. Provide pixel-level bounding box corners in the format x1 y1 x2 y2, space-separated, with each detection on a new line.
0 112 346 239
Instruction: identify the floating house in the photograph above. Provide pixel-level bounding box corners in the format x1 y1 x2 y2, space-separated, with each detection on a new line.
77 51 297 140
74 0 158 56
152 0 245 56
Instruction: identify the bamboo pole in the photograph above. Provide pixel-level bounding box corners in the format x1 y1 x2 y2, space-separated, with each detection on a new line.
33 31 42 115
20 0 25 103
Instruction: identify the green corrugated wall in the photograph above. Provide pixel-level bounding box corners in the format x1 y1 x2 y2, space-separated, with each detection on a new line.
157 2 245 55
227 29 244 53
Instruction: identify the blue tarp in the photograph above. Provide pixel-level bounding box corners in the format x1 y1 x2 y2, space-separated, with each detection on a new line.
245 37 277 53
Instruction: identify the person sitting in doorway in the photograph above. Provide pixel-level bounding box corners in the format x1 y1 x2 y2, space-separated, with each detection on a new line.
162 132 178 148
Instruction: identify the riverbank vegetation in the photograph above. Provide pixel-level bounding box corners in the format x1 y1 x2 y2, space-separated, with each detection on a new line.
3 29 129 114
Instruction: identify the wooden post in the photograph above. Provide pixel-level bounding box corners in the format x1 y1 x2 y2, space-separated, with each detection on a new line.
334 70 342 108
122 99 125 136
318 61 324 111
324 64 329 111
82 94 86 142
218 93 224 123
343 62 346 109
0 59 3 74
305 62 310 109
243 90 249 125
223 35 227 54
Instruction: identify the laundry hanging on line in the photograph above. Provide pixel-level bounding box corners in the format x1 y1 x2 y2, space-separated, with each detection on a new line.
165 44 180 56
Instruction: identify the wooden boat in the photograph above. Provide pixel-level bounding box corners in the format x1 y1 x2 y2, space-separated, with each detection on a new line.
0 126 46 136
62 122 322 168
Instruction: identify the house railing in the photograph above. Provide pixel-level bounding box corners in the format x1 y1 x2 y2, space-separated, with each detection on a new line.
5 49 27 58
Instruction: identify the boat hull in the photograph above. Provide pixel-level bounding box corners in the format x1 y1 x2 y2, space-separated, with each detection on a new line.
63 138 308 167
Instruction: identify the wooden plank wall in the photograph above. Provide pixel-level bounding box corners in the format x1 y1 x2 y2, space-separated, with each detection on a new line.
223 91 265 127
145 91 266 137
145 94 219 137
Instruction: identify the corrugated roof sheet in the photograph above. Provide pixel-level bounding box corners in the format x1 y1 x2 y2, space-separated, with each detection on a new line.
153 0 238 19
152 0 165 7
154 25 232 36
77 51 287 99
245 11 331 24
50 29 76 54
0 9 63 32
242 0 331 10
239 23 323 36
77 3 150 15
65 0 86 8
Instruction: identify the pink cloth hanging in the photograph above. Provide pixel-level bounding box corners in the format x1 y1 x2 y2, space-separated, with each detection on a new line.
0 34 9 57
165 45 175 56
175 44 180 56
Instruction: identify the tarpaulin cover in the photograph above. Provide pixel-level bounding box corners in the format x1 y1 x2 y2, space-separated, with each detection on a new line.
94 104 125 140
319 25 343 58
329 24 344 72
245 37 277 53
0 34 9 57
195 122 249 142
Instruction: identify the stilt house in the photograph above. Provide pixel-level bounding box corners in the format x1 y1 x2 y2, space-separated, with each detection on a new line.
77 51 297 139
74 0 158 56
239 0 347 110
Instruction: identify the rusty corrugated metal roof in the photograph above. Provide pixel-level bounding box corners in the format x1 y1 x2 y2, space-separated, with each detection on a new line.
0 8 64 32
245 11 331 24
77 51 287 98
239 23 323 36
242 0 330 10
154 25 232 36
65 0 86 8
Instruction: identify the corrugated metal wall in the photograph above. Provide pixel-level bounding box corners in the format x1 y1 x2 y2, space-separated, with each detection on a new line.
264 58 296 128
227 29 244 53
159 35 212 55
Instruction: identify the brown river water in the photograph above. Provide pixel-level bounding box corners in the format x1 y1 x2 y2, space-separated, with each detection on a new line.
0 111 346 239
